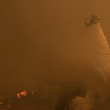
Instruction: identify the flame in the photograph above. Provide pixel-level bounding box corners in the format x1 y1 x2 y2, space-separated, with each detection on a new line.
17 93 21 98
17 90 27 98
32 89 35 95
7 105 11 108
0 102 3 104
20 90 27 96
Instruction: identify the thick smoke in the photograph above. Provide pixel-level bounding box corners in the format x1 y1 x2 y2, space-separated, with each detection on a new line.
30 23 110 110
1 1 110 110
2 22 110 110
70 91 96 110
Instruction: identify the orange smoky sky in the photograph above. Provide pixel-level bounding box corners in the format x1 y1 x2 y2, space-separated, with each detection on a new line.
0 0 110 100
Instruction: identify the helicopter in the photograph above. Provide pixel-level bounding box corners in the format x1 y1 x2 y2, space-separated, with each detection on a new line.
82 14 100 27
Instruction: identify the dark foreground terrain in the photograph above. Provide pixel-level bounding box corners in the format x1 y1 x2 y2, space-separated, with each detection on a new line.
0 82 86 110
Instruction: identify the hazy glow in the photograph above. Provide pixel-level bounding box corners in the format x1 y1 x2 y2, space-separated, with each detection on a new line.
1 0 110 110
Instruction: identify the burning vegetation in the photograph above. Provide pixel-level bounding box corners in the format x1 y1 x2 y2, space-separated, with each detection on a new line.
0 81 110 110
0 82 80 110
0 89 37 110
17 90 27 98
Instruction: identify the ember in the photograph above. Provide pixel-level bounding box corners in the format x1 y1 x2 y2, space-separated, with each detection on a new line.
0 102 4 104
17 90 27 98
7 105 10 108
31 89 35 95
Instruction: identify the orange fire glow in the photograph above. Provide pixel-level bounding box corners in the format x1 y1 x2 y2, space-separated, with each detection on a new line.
7 105 11 108
31 89 35 95
17 90 27 98
0 102 4 104
0 102 3 104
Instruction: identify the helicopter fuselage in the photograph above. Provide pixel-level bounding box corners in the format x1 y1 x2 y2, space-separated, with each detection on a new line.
84 15 100 27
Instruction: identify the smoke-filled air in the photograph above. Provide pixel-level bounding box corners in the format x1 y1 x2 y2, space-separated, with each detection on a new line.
1 0 110 110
